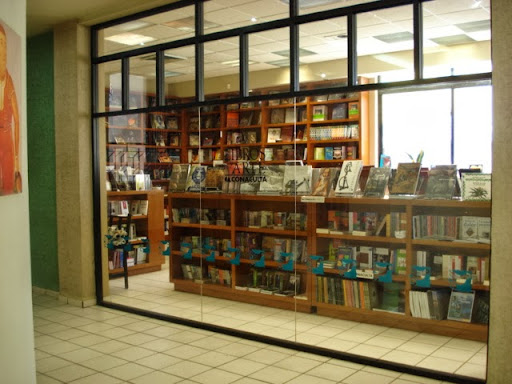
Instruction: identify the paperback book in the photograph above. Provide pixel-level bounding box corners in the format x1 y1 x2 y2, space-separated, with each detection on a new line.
185 165 207 192
258 165 285 195
389 162 421 196
363 167 391 198
461 173 491 201
335 160 363 196
283 165 312 195
424 165 458 199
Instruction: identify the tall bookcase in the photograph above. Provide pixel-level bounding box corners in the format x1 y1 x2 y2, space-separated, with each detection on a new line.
107 190 165 276
168 192 490 341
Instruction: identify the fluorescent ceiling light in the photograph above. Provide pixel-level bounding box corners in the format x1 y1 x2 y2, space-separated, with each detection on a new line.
115 20 152 32
105 32 155 46
456 20 490 33
430 34 475 46
221 59 256 67
273 48 316 57
165 71 184 78
139 53 186 63
374 32 414 44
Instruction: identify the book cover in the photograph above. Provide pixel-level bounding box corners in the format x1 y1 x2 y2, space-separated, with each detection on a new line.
363 167 391 198
332 103 348 120
283 165 312 195
284 108 295 123
258 165 285 194
169 164 190 192
447 291 476 323
240 164 261 194
335 160 363 195
205 166 226 191
270 108 285 124
311 168 334 196
389 162 421 195
424 165 458 199
462 173 491 201
280 127 293 142
185 165 207 192
165 116 179 130
151 114 165 129
459 216 479 241
312 105 327 121
239 111 254 127
188 116 199 130
267 128 282 143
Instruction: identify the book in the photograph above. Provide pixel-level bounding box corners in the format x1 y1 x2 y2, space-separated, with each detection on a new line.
282 165 312 195
424 165 458 199
348 102 359 118
311 168 334 196
270 108 285 124
461 173 491 201
389 162 421 196
447 291 476 323
334 160 363 196
363 167 391 198
312 105 327 121
185 165 207 192
284 108 295 123
267 128 282 143
165 116 179 130
188 116 199 130
205 166 226 191
332 103 348 120
239 111 253 127
280 127 293 142
258 165 285 194
151 114 165 129
169 164 190 192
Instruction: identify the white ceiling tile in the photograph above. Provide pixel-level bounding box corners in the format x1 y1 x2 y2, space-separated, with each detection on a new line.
250 52 289 63
300 20 346 36
205 8 254 25
424 25 464 39
231 0 288 20
467 30 492 41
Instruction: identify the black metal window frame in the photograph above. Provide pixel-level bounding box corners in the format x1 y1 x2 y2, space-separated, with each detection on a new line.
90 2 491 382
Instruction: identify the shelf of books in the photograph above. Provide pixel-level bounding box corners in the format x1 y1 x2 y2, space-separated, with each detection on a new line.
107 190 165 277
165 161 491 341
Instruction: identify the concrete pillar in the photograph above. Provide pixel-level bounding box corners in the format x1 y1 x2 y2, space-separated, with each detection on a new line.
54 22 96 306
488 0 512 382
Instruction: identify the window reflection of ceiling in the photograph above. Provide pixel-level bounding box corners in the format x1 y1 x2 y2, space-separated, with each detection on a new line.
99 0 491 82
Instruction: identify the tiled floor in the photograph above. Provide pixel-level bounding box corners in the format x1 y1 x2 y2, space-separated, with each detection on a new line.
34 291 477 384
102 262 488 382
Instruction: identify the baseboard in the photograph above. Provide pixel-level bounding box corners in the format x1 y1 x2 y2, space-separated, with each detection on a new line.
32 286 96 308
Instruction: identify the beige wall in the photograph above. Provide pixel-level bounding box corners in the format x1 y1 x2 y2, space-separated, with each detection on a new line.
487 0 512 382
0 0 37 382
54 22 96 306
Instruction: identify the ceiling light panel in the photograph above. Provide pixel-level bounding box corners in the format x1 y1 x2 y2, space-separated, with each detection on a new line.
456 19 490 32
374 31 414 44
105 32 156 46
430 34 475 45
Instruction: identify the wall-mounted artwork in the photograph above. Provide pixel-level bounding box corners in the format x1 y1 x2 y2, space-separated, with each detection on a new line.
0 19 21 195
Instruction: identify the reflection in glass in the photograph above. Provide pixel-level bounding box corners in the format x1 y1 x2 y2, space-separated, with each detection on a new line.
204 38 240 97
165 46 196 100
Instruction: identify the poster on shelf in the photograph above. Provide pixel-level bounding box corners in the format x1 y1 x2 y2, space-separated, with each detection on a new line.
0 19 22 196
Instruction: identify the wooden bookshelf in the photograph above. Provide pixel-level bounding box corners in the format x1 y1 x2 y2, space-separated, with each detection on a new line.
168 192 491 341
107 190 165 276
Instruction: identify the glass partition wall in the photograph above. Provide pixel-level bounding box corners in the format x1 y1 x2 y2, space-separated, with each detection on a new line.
93 1 492 382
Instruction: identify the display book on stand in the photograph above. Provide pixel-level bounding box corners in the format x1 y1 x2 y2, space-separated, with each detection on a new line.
167 159 491 339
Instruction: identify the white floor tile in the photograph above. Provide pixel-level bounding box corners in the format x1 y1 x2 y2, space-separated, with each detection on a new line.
80 354 127 371
342 370 395 384
348 344 391 359
135 352 182 370
36 356 73 373
103 362 154 381
44 364 95 382
454 362 487 379
430 346 477 362
111 346 156 361
415 356 463 373
273 354 323 373
162 360 210 378
306 362 357 381
218 358 267 375
380 350 426 366
396 341 440 355
190 367 243 384
129 370 182 384
68 372 123 384
249 365 301 384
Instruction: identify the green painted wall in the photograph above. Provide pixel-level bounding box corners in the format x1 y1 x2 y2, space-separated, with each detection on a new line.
27 32 59 291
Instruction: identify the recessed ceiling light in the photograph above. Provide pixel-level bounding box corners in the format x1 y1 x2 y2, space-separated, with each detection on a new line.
471 0 482 8
320 73 326 78
165 16 219 31
221 59 255 67
115 20 152 32
105 32 156 46
251 17 257 22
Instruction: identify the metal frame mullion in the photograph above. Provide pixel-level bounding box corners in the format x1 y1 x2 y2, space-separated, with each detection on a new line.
121 57 129 110
413 0 424 81
290 0 299 92
156 50 165 106
347 13 357 87
240 33 249 97
195 1 204 102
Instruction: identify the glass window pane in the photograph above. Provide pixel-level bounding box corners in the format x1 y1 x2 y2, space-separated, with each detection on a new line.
381 89 451 166
299 17 348 83
129 54 155 109
454 85 492 172
205 0 288 32
423 0 491 78
204 37 239 97
98 5 195 56
249 27 290 90
101 60 122 113
358 5 414 84
165 46 196 99
296 0 373 15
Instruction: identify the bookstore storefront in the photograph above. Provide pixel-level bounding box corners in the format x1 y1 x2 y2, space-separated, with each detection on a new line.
93 0 492 382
